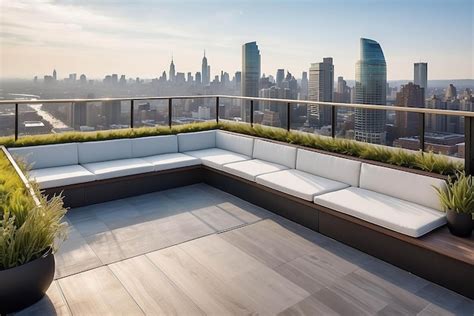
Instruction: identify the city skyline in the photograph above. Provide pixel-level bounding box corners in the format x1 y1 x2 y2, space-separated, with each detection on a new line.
1 0 473 80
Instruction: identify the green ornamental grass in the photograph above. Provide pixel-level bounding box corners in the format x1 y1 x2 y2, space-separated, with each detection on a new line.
0 151 67 270
434 172 474 214
0 121 463 176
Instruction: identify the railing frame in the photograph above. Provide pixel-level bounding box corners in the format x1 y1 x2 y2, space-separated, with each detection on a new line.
2 94 472 175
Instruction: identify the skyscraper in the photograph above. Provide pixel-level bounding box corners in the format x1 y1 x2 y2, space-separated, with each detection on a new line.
395 82 425 137
300 71 308 100
333 76 351 103
241 41 261 120
169 57 176 82
201 51 209 85
307 57 334 126
354 38 387 144
276 69 285 88
52 69 57 81
445 84 457 100
414 62 427 100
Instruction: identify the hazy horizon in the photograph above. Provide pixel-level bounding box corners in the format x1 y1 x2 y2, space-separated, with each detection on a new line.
1 0 473 81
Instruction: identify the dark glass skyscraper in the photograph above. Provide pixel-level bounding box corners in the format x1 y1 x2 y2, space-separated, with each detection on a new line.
354 38 387 144
241 41 261 120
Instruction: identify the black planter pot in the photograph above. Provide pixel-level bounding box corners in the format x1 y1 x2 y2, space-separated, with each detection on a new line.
0 249 55 314
446 209 473 237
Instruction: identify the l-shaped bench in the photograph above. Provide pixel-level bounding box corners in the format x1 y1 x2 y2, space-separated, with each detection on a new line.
10 129 447 238
9 129 474 298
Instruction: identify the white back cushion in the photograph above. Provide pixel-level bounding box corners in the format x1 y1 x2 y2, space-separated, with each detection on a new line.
216 131 254 156
78 139 132 164
132 135 178 158
296 149 361 187
252 139 297 168
9 143 78 169
359 163 446 211
178 130 216 152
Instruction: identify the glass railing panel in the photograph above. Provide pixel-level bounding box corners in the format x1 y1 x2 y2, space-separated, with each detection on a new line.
171 97 215 125
0 103 16 138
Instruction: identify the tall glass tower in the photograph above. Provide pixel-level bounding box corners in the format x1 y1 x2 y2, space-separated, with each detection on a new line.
201 51 209 85
241 41 261 121
354 38 387 144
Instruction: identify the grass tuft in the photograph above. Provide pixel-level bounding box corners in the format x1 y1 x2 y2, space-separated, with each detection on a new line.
0 151 68 270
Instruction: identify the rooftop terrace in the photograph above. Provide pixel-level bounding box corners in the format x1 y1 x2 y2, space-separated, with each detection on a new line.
1 95 473 315
16 184 473 315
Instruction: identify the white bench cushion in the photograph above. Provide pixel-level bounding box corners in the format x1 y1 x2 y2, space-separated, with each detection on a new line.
29 165 95 189
252 139 297 168
82 158 154 180
296 149 361 187
78 139 132 164
178 130 216 152
359 163 446 211
216 131 254 156
9 143 78 170
222 159 288 182
314 187 447 237
256 169 349 201
132 135 178 158
141 153 200 171
185 148 250 170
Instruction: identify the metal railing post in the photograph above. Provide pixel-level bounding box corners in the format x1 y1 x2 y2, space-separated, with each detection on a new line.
215 96 219 124
465 116 474 176
287 102 291 131
14 103 19 141
130 99 134 128
331 105 336 138
250 100 254 127
168 98 172 128
419 112 425 151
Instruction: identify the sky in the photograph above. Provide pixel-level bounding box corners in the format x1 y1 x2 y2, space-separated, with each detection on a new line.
1 0 473 80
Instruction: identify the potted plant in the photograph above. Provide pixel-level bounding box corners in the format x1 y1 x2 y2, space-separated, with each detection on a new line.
0 153 67 314
434 172 474 237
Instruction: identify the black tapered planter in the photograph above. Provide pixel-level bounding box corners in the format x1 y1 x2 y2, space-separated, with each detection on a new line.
0 249 55 314
446 209 473 237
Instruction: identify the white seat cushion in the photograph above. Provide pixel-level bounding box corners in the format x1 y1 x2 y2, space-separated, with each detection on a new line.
9 143 79 169
141 153 200 171
359 163 447 211
29 165 95 189
216 131 254 156
296 149 361 187
132 135 178 158
252 139 297 168
314 187 447 237
256 169 349 201
186 148 250 170
222 159 288 182
178 130 216 152
82 158 154 180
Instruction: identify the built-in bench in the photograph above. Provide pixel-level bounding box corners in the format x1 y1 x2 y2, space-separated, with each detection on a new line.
9 129 447 238
10 130 474 299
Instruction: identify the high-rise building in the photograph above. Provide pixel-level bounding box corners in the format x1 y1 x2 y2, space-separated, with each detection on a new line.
71 102 87 129
195 72 201 84
169 57 176 82
395 82 425 138
241 41 261 120
445 84 457 100
414 62 427 101
276 69 285 88
187 72 193 83
300 71 308 100
354 38 387 144
53 69 57 81
333 76 351 103
202 51 210 85
307 57 334 126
